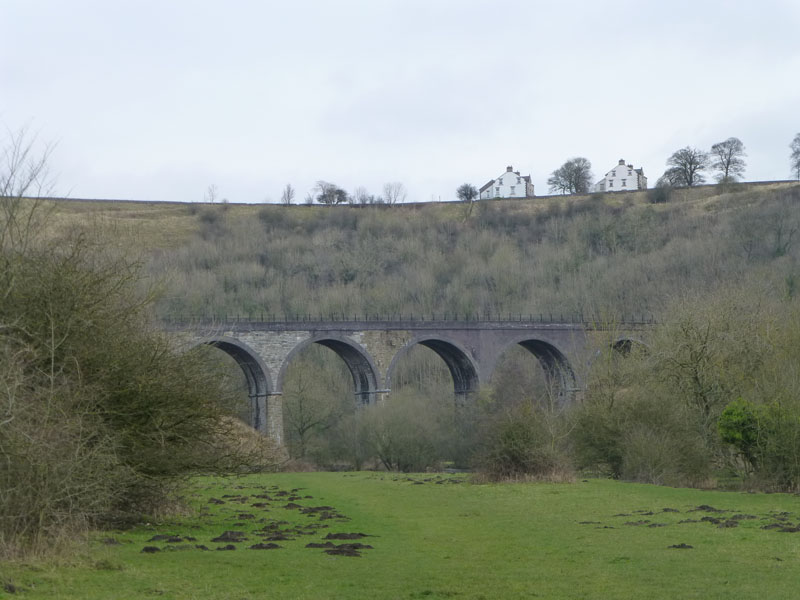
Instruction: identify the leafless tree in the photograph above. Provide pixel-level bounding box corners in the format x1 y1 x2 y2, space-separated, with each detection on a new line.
283 368 340 458
456 183 479 220
661 146 709 187
382 181 407 204
456 183 478 203
352 186 374 205
204 184 219 203
280 183 295 205
1 126 55 256
547 157 593 195
710 137 747 182
791 133 800 180
1 126 55 199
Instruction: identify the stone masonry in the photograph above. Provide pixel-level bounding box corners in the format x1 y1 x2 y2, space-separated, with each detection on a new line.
169 318 648 443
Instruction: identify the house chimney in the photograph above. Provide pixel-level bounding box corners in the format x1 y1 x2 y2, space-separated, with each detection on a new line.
507 166 513 172
618 159 625 165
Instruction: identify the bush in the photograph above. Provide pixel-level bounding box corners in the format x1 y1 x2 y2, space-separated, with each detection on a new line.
719 397 800 492
476 404 573 481
361 393 446 472
647 184 673 203
0 199 272 556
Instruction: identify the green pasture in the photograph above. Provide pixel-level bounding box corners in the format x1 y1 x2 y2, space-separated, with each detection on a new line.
3 473 800 599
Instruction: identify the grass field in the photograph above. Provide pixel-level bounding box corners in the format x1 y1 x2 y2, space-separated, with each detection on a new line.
3 473 800 599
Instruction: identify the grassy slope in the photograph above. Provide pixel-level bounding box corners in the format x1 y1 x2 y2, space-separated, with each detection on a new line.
4 473 800 600
46 181 799 247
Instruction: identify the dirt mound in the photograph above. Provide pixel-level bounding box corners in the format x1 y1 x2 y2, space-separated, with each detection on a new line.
691 505 726 513
249 543 281 550
325 532 368 540
211 531 247 543
323 543 373 557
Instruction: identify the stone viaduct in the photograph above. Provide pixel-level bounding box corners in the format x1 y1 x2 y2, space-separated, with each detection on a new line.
166 316 650 444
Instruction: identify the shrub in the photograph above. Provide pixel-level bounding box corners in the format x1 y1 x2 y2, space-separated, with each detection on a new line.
648 184 673 203
476 404 573 481
361 392 449 473
0 200 272 556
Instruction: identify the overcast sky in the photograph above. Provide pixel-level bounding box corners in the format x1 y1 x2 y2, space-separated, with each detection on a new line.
3 0 799 203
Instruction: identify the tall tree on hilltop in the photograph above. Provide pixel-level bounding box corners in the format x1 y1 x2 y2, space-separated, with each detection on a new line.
314 181 348 205
547 157 593 195
659 146 709 187
710 137 747 183
280 183 295 205
383 181 407 204
456 183 478 203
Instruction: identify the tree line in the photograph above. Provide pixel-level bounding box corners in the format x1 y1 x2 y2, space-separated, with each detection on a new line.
207 133 800 205
455 133 800 200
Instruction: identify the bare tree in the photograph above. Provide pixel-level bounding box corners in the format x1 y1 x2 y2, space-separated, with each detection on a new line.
314 180 348 205
204 184 219 203
791 133 800 180
1 126 55 256
547 157 593 195
353 186 373 205
280 183 295 205
710 137 746 182
1 126 55 199
382 181 407 204
457 183 479 221
283 367 340 459
661 146 709 187
456 183 478 203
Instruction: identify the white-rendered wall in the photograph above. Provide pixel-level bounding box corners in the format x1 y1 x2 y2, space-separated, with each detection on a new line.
481 170 530 199
600 162 646 191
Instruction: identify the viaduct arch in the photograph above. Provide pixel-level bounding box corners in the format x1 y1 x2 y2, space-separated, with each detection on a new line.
386 336 480 403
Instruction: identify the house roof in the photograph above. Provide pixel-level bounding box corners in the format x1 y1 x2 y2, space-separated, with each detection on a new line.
603 160 645 178
479 179 495 193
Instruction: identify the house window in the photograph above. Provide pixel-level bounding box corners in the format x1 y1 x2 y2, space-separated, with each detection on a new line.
517 177 521 183
495 187 500 197
622 179 627 187
510 186 516 194
611 170 616 177
609 181 613 187
628 170 633 176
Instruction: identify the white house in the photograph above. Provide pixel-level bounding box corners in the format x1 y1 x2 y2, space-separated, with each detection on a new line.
594 159 647 192
479 166 535 199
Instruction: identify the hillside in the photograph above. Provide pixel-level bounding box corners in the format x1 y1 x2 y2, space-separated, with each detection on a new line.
30 181 800 486
47 181 800 321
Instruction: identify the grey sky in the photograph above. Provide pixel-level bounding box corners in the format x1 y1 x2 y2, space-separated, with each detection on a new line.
3 0 799 203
